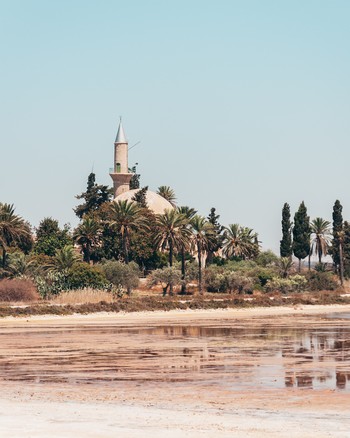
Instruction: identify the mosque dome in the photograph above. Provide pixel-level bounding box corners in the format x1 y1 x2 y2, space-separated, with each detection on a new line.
114 189 173 215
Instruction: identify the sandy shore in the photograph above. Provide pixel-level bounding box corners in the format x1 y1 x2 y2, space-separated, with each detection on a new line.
1 304 350 437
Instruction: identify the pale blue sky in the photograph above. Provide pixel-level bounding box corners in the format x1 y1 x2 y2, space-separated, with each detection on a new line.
1 1 350 252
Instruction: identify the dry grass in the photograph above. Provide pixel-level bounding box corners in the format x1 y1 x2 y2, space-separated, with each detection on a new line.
51 289 114 305
0 279 39 303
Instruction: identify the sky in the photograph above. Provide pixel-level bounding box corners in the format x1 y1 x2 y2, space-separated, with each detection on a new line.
1 0 350 253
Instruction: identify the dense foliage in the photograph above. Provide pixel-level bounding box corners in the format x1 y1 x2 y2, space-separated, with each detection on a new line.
2 176 347 299
292 202 311 270
280 203 292 258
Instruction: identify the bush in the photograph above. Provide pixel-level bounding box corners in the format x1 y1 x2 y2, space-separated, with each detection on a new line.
66 263 108 290
265 275 307 294
101 260 140 295
147 266 182 295
226 271 254 294
0 278 39 302
305 271 339 291
255 250 279 267
34 271 68 298
204 265 227 292
204 265 254 293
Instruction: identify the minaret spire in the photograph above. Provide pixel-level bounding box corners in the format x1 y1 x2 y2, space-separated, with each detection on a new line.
115 117 127 144
109 118 132 198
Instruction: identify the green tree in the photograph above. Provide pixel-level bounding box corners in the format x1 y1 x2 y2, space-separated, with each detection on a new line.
342 221 350 279
256 250 278 267
292 202 311 272
154 209 191 267
101 260 140 295
73 217 101 264
50 245 81 273
7 252 36 278
310 217 331 264
147 266 182 296
129 164 140 190
66 263 108 290
157 186 176 207
109 200 148 263
74 172 113 219
128 208 167 271
331 200 343 274
191 215 215 294
34 217 71 257
275 257 294 278
0 203 32 270
131 186 148 208
222 224 259 261
177 206 197 294
206 207 224 265
280 203 292 258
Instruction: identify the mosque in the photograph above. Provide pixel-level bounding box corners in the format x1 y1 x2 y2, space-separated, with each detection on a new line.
109 120 173 214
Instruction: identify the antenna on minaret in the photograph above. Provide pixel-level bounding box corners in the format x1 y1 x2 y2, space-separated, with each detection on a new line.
128 141 141 151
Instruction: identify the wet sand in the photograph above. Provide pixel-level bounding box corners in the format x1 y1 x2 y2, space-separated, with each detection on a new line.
0 305 350 437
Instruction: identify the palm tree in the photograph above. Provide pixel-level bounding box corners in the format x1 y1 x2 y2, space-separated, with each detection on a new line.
109 200 148 263
0 203 31 269
154 209 191 267
222 224 259 260
310 217 331 264
50 245 81 273
276 257 294 278
7 252 36 278
73 217 101 263
190 215 214 294
157 186 176 207
177 206 197 294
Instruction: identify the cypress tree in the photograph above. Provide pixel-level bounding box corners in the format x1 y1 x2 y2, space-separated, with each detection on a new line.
331 200 343 268
292 201 311 272
280 203 292 258
206 207 224 265
342 221 350 278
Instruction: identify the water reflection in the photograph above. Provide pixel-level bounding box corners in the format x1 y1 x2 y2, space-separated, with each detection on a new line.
0 317 349 392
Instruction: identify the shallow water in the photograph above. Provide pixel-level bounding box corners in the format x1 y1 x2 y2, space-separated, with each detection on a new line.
0 314 349 392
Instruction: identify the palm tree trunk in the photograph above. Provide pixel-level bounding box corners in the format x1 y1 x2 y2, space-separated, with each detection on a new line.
308 253 311 271
298 258 301 273
198 241 202 294
169 241 173 295
86 243 91 264
180 246 186 294
124 231 129 264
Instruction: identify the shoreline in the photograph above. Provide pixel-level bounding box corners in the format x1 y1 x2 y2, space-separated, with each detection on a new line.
1 303 349 325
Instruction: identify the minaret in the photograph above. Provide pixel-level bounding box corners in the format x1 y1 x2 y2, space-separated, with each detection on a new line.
109 119 133 198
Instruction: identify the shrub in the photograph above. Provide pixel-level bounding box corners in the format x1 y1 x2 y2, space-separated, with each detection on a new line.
305 271 339 291
226 271 254 294
265 275 307 294
101 260 140 295
66 263 108 290
255 250 279 267
0 278 39 302
147 266 182 295
204 265 254 293
204 265 227 292
34 271 68 298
